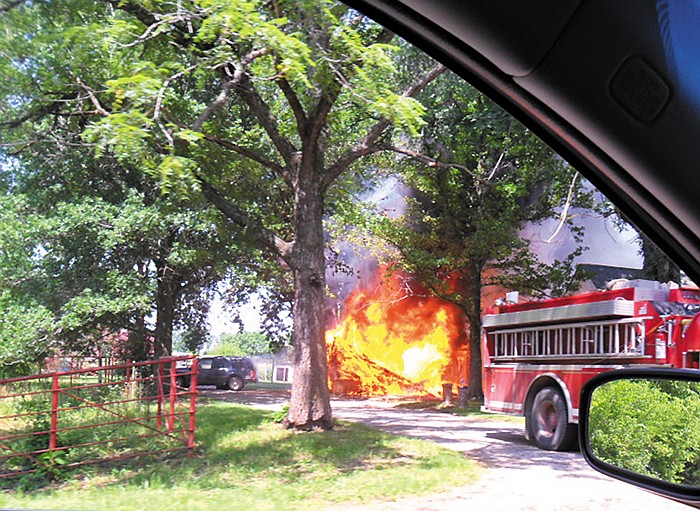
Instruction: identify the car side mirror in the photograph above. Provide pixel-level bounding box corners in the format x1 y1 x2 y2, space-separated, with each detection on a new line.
579 368 700 508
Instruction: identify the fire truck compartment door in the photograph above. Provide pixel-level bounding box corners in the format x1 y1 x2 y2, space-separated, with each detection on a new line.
683 315 700 352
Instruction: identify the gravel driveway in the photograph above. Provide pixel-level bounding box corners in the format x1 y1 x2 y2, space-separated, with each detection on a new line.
203 387 689 510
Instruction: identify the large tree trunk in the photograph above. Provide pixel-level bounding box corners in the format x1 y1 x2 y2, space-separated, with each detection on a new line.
286 177 333 430
465 261 484 400
154 262 177 359
127 316 150 361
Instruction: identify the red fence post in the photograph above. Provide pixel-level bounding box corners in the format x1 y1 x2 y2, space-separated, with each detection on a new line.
50 373 59 451
188 358 198 458
168 359 176 432
157 361 164 429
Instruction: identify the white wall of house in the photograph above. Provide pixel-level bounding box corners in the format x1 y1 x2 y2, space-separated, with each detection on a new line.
251 350 294 383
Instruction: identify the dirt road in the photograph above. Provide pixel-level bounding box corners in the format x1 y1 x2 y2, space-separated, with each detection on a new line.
204 387 688 510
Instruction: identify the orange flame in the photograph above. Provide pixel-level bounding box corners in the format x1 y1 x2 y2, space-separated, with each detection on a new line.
326 268 468 397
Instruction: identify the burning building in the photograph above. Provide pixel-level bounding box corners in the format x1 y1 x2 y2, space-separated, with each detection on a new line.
326 267 469 397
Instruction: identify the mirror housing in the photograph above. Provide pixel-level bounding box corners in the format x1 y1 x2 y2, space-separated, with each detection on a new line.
580 368 700 507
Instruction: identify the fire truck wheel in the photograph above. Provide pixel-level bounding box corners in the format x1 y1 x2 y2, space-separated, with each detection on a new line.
228 376 245 391
527 387 577 451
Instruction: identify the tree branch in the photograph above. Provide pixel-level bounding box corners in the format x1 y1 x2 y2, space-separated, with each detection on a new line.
403 63 447 97
487 151 506 180
75 78 109 116
322 142 386 189
111 9 200 50
383 145 484 181
544 173 579 243
235 72 298 167
0 100 63 129
1 137 43 156
153 64 200 122
307 25 395 146
277 77 307 133
196 174 294 260
191 49 267 131
164 106 292 183
308 84 341 145
104 0 196 49
198 132 291 184
322 63 446 189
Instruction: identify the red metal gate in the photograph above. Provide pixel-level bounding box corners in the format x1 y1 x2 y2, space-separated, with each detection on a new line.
0 356 198 480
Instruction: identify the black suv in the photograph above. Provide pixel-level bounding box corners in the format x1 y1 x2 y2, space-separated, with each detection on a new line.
177 356 257 391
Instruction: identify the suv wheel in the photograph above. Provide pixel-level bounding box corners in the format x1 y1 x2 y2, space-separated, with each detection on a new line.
228 376 245 391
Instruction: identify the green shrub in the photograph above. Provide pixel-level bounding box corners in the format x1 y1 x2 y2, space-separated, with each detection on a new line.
589 379 700 484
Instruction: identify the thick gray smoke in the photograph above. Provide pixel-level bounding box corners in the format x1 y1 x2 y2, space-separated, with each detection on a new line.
325 177 643 323
326 177 411 313
522 189 642 269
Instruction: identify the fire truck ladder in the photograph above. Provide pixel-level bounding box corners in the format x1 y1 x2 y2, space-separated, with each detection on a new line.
488 317 647 361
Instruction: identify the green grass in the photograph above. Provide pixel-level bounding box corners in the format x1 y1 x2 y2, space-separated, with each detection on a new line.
0 400 480 510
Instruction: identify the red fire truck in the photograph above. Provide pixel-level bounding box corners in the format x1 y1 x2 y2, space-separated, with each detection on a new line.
482 280 700 451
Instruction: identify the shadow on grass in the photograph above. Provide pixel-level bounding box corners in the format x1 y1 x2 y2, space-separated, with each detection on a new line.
196 401 412 479
195 398 274 443
1 400 479 511
26 400 423 490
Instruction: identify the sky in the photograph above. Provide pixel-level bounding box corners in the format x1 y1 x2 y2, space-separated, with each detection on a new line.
208 294 263 337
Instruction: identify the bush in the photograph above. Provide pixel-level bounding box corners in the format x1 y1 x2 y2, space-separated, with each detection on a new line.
589 379 700 484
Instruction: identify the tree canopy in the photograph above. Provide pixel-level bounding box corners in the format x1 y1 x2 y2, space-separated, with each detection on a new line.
0 0 446 428
207 331 272 356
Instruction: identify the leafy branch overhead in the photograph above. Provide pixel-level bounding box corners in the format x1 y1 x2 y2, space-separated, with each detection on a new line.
74 1 445 265
0 0 595 423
